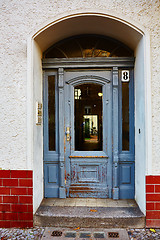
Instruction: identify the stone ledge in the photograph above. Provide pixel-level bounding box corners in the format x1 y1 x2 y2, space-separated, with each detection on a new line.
34 205 145 228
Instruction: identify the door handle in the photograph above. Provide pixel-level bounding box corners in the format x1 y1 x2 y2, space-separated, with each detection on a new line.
66 127 70 141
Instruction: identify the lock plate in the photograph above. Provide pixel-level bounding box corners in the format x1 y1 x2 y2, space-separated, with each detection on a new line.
66 127 70 141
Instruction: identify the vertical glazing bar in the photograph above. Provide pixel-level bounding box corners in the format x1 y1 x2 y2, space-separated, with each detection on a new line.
58 67 66 198
112 67 119 199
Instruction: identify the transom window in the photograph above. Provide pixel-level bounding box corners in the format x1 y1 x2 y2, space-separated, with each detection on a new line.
43 35 133 58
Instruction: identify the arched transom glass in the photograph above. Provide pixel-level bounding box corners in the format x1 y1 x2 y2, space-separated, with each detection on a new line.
43 35 134 58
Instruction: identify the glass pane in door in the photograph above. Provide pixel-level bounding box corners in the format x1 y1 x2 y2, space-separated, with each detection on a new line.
48 76 55 151
74 83 103 151
122 82 129 150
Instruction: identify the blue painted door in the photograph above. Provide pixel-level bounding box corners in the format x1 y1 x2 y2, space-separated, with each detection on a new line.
43 68 135 199
64 70 113 198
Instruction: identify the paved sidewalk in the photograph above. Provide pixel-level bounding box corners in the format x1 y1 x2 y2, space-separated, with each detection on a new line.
128 228 160 239
0 227 160 239
0 227 44 239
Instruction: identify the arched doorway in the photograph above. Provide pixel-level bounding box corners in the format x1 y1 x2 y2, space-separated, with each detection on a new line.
43 35 135 199
29 12 151 214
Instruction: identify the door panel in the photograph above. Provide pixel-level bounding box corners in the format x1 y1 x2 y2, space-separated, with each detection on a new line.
119 162 135 199
44 163 59 197
69 158 109 198
64 70 112 198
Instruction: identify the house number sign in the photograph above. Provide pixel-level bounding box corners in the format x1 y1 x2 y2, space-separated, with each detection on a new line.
121 70 130 82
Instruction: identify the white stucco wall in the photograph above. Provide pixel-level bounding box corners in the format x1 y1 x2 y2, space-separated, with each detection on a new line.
1 0 159 171
134 37 146 213
0 0 160 213
32 41 43 213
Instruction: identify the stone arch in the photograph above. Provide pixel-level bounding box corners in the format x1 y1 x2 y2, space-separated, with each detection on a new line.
27 11 151 215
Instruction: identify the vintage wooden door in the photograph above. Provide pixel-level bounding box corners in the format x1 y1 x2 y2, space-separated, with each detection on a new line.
43 64 135 199
64 70 112 198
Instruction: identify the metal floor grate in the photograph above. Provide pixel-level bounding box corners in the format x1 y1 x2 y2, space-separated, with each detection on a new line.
51 230 63 237
108 232 119 238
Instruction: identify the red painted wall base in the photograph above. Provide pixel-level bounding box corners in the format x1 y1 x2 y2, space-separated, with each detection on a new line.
146 176 160 228
0 170 33 228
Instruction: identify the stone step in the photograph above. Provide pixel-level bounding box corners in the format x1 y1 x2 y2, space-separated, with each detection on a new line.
34 205 145 228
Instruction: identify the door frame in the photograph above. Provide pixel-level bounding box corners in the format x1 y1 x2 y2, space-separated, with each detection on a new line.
43 57 135 199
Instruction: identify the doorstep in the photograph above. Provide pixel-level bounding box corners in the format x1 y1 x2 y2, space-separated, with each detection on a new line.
34 198 145 228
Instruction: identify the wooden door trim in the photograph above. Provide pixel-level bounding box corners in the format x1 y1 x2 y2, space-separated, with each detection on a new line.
42 57 134 69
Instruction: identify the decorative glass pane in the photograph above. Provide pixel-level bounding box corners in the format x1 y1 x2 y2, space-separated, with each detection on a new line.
122 82 129 151
48 76 55 151
74 83 103 151
44 35 133 58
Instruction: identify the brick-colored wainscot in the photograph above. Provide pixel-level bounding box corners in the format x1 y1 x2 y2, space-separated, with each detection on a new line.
0 170 33 228
146 176 160 228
